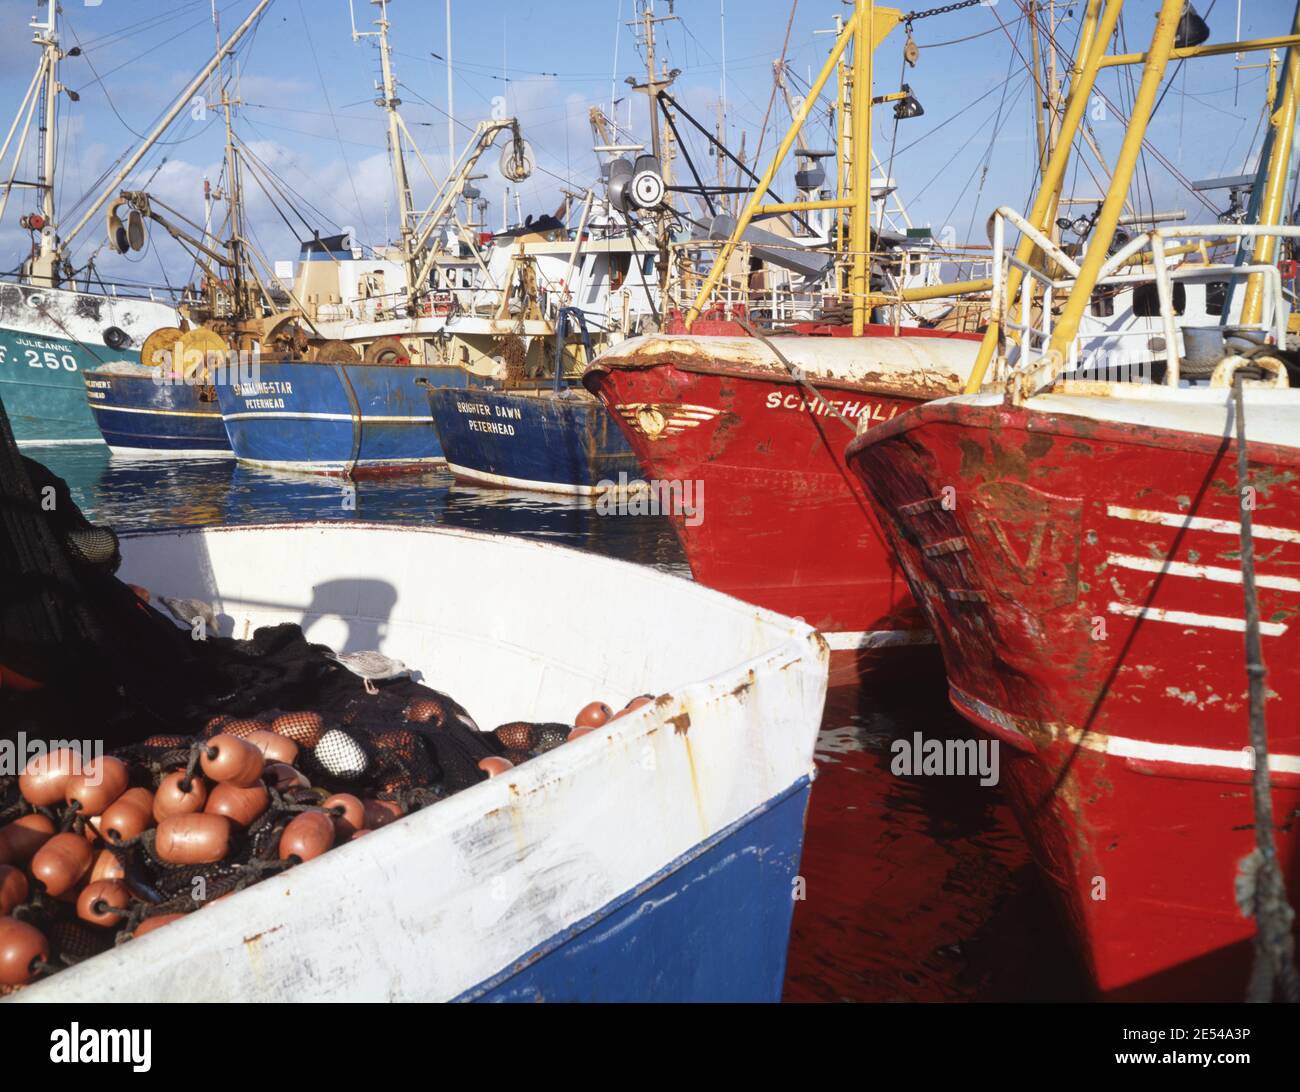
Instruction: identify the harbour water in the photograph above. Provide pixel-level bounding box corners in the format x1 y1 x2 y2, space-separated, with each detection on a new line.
28 443 1086 1002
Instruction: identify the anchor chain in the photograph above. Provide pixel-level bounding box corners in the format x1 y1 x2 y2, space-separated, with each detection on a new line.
902 0 986 30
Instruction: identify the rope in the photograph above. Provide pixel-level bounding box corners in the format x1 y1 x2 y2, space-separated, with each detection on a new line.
1232 373 1300 1003
734 316 859 433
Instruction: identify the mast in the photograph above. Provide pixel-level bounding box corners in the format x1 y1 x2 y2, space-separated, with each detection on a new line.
213 1 248 317
27 1 66 287
1239 2 1300 325
1028 1 1048 175
625 2 680 296
446 0 454 170
1045 0 1185 361
56 0 272 268
37 1 58 227
848 0 874 335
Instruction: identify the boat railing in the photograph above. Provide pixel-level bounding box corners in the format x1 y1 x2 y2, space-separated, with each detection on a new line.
666 239 841 327
990 209 1299 389
868 245 995 333
668 237 994 331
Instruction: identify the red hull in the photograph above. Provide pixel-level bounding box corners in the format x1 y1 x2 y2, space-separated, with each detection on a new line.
847 397 1300 999
583 337 979 643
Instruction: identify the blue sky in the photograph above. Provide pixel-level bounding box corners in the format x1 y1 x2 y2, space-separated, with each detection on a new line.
0 0 1292 288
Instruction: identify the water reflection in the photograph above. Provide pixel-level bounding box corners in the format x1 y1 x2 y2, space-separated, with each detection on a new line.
26 445 688 574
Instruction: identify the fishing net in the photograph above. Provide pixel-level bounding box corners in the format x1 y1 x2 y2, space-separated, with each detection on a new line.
0 395 589 991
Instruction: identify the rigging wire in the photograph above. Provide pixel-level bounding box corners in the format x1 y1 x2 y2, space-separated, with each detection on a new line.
298 0 375 249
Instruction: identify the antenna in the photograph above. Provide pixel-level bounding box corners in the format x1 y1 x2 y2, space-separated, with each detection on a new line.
446 0 454 171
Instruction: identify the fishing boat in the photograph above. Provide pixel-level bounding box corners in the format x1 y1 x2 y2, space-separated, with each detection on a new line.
9 521 827 1002
424 212 656 493
582 2 992 672
427 313 640 495
847 0 1300 1000
216 1 544 475
0 3 181 444
84 361 231 459
586 329 979 645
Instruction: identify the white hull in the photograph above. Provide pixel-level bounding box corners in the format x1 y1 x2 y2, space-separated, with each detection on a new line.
14 523 828 1002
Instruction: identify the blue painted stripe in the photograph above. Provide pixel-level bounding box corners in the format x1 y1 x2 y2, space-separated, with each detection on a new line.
457 777 811 1002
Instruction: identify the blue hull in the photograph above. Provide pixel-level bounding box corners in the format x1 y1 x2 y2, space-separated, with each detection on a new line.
428 385 641 494
460 780 810 1002
217 361 470 474
85 370 231 455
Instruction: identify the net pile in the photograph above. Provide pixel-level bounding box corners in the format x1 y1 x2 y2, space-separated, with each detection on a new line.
0 652 586 991
0 398 649 993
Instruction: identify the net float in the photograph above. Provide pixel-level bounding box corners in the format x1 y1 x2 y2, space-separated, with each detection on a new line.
205 782 270 828
99 787 155 843
323 793 365 840
403 699 446 726
200 734 265 787
278 811 335 863
574 701 613 728
568 726 597 741
263 763 310 791
245 729 299 766
271 711 324 747
133 913 184 937
362 799 402 829
141 735 188 750
478 756 514 778
153 771 208 820
155 814 230 865
216 718 264 740
315 729 369 778
127 584 150 602
1 814 56 862
76 880 130 928
65 756 129 816
494 722 533 750
90 849 126 884
612 695 654 720
0 917 49 986
0 865 28 915
31 832 94 897
19 746 84 806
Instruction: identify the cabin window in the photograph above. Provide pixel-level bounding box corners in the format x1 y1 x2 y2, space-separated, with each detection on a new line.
641 254 655 278
1205 281 1227 316
1132 281 1185 317
610 253 631 290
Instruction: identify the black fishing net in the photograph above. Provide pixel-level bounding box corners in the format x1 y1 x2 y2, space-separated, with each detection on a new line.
0 395 581 991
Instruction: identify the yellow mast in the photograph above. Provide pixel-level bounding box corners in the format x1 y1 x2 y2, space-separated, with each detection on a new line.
962 0 1117 393
849 0 875 335
683 5 900 330
1045 0 1184 362
1240 3 1300 326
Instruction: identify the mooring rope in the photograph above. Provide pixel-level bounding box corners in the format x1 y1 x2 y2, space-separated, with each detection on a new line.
1232 371 1300 1003
734 316 860 434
